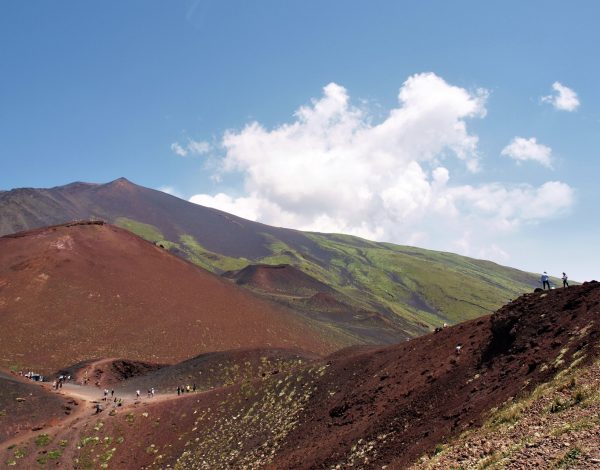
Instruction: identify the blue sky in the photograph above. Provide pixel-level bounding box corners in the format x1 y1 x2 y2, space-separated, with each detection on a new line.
1 1 599 281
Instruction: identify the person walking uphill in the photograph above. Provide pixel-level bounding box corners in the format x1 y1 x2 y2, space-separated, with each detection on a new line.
541 272 551 290
562 272 569 288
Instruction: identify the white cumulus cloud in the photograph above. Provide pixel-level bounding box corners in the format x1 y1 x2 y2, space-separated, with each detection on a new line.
501 137 553 168
542 82 580 111
189 73 575 263
170 139 211 157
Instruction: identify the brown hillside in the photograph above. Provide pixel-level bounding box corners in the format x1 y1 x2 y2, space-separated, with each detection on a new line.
72 282 597 469
0 369 71 444
0 283 597 468
113 347 318 395
0 178 329 260
0 222 341 373
223 264 334 296
269 282 600 469
53 358 166 389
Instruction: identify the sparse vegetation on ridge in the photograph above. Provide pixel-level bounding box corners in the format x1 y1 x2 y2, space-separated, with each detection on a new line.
412 357 600 469
112 213 538 342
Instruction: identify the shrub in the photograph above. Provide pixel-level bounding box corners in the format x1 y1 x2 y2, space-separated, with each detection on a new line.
34 434 51 447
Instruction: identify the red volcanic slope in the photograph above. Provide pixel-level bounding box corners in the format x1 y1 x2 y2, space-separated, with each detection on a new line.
72 282 598 469
269 282 600 469
0 222 340 373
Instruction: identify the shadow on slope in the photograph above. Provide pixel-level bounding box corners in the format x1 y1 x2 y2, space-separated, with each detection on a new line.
224 264 412 344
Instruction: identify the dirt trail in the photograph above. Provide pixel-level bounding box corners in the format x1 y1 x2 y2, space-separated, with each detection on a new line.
0 359 180 458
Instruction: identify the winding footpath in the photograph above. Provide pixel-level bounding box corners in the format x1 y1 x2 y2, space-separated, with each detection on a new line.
0 359 178 459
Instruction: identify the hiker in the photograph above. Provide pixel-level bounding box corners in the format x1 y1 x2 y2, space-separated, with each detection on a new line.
151 388 155 397
562 272 569 288
95 403 102 414
455 344 462 355
541 272 551 290
111 389 114 397
193 383 197 392
177 386 181 396
136 390 140 399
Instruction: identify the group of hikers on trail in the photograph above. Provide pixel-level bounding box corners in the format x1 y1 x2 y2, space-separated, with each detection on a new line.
177 384 197 395
51 374 71 390
96 390 124 413
540 271 569 290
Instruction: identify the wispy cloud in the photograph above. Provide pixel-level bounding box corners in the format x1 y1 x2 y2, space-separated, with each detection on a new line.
158 185 184 199
541 82 580 111
170 139 211 157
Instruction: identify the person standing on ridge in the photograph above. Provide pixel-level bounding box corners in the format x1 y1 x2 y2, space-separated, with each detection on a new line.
562 272 569 288
541 272 551 290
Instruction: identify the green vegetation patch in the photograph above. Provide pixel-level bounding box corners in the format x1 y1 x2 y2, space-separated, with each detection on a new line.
13 448 27 459
114 217 164 241
179 234 249 272
34 434 51 447
553 447 581 469
47 450 62 459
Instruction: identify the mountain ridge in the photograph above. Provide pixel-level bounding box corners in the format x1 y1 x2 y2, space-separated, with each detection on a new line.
0 178 547 343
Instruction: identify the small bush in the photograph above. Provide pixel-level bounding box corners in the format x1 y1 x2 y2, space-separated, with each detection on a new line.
34 434 51 447
572 388 588 405
554 447 581 468
550 398 568 413
491 406 521 426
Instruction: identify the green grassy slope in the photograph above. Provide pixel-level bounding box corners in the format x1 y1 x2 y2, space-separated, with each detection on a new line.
114 217 541 341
